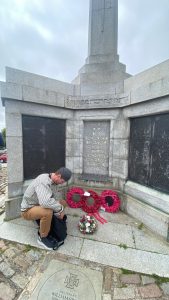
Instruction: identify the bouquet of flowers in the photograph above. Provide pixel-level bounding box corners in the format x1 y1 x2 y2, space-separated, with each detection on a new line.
78 215 97 234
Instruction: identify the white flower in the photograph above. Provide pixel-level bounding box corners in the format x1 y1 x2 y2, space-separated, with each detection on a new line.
84 191 90 196
86 228 90 233
86 222 90 227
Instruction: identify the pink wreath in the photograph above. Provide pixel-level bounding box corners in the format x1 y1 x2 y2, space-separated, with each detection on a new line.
66 187 84 208
81 190 102 213
100 190 120 213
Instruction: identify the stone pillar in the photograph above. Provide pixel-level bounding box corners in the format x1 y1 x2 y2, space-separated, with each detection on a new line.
110 118 130 191
88 0 118 60
72 0 130 96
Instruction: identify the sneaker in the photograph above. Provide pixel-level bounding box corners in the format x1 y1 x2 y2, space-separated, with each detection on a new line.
48 235 65 249
47 235 59 250
37 236 56 250
57 240 64 248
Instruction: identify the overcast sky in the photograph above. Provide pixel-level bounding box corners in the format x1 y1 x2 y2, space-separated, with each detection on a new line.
0 0 169 131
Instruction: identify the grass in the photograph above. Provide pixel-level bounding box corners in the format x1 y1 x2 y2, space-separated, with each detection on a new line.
121 284 128 288
23 244 38 252
119 243 128 249
121 268 136 275
0 249 5 254
138 223 144 230
151 274 169 284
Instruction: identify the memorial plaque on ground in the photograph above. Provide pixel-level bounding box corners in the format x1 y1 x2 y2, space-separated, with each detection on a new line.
30 260 103 300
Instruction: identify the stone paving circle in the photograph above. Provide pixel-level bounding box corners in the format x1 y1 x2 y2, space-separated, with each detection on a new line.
30 260 103 300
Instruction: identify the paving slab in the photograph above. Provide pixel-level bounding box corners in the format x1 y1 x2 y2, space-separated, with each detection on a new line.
29 260 103 300
0 195 5 207
0 212 169 278
0 211 4 225
0 220 40 247
0 282 16 300
67 215 135 247
113 287 136 299
161 283 169 295
65 207 84 217
9 217 38 228
102 295 111 300
100 210 139 226
0 216 83 257
0 261 15 278
65 207 138 226
80 239 169 277
132 227 169 255
120 274 141 284
141 275 155 285
138 283 163 298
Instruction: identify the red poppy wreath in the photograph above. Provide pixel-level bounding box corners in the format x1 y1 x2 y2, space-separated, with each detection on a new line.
100 190 120 213
81 190 102 213
66 187 84 208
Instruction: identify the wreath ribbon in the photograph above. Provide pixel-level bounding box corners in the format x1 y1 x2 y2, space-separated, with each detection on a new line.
88 212 107 224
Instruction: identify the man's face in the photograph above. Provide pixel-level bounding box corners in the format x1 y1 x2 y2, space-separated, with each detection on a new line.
51 173 65 185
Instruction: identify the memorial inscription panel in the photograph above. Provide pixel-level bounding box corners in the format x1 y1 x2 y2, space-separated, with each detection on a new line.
83 121 110 175
129 113 169 194
22 115 65 179
65 95 129 109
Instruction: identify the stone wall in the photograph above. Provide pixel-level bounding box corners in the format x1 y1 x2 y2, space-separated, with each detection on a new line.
1 61 169 240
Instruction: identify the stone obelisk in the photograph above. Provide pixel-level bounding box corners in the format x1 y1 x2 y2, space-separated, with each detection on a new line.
88 0 118 61
73 0 130 95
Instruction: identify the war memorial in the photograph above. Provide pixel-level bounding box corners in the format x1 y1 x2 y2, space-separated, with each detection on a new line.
1 0 169 242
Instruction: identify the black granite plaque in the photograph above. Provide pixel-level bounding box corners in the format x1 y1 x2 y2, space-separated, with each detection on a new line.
129 113 169 194
149 114 169 193
22 115 65 179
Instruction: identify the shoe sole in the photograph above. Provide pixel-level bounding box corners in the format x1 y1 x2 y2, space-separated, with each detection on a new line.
57 241 64 247
37 238 53 251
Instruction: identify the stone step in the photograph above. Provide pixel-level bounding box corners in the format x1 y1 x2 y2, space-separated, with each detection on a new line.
122 194 169 242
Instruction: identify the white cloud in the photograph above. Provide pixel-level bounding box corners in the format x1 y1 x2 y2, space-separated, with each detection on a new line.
118 0 169 74
0 0 169 130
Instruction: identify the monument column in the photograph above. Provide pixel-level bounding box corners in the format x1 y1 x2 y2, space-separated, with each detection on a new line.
88 0 118 58
72 0 130 95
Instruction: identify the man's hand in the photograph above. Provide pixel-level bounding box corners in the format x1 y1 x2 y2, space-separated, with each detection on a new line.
59 199 68 208
57 211 65 220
